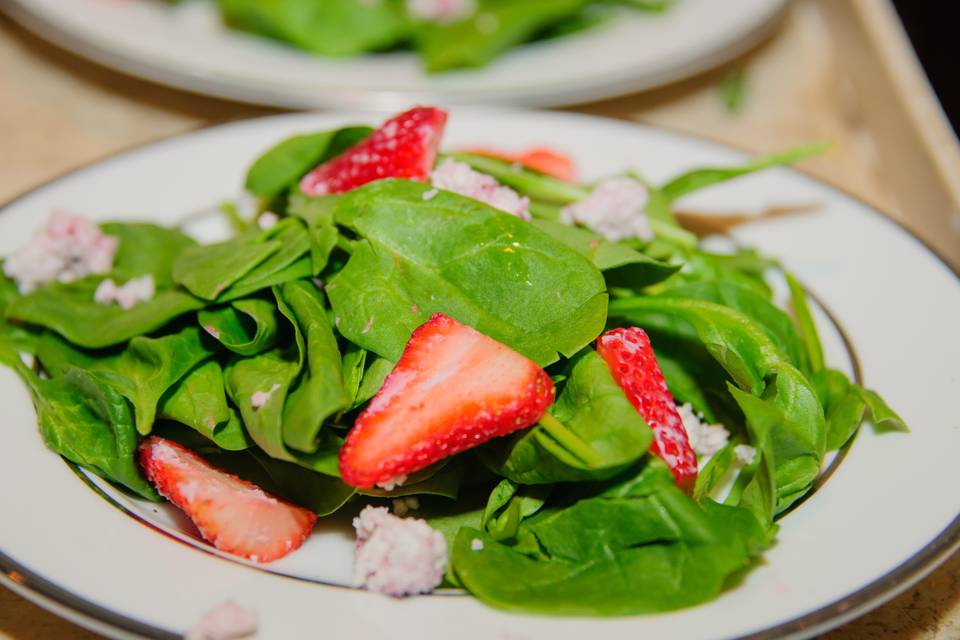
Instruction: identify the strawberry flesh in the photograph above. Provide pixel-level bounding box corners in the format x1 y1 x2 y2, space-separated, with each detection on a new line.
339 313 555 489
596 327 698 491
139 436 316 563
300 106 448 196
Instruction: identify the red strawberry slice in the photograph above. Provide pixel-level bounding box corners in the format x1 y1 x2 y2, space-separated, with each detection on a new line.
339 313 555 490
300 106 448 196
139 436 316 563
465 146 578 182
596 327 698 491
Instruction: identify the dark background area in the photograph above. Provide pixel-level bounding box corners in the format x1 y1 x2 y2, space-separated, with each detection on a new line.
893 1 959 135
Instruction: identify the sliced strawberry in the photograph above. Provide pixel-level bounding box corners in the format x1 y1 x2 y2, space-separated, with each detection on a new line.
139 436 316 563
596 327 698 491
464 146 578 182
339 313 554 489
300 106 448 196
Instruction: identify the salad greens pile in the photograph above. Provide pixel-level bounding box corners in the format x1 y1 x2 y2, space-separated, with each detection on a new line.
165 0 673 72
0 118 906 617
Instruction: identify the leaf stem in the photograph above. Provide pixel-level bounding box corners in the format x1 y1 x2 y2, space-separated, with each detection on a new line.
537 413 605 468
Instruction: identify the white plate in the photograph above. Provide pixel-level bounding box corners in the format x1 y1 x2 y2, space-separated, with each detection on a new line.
1 110 958 640
2 0 785 109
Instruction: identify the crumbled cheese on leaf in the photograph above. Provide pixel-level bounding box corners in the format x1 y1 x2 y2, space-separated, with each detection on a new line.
431 158 530 220
4 212 118 293
406 0 475 24
250 383 281 410
677 402 730 457
93 274 155 310
353 506 447 597
257 211 279 230
376 475 407 491
185 600 257 640
560 177 653 242
734 444 758 466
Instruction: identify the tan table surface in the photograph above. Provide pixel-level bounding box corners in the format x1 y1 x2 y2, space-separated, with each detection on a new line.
1 1 958 638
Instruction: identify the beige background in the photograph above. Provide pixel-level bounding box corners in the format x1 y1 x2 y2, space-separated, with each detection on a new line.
1 0 958 637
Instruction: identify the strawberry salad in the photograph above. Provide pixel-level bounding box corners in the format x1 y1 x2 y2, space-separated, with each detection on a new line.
0 107 906 616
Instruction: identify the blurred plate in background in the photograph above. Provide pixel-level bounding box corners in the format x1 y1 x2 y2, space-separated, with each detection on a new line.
1 0 785 109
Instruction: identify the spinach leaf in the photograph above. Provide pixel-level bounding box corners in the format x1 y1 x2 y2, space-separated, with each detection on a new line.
360 460 464 500
278 280 348 454
5 278 205 349
609 297 826 513
532 220 680 289
218 219 313 301
198 297 280 356
814 368 866 451
215 0 409 56
657 143 829 202
354 355 394 407
7 223 204 348
328 180 607 366
452 461 765 615
482 479 550 542
158 360 251 451
172 234 280 300
481 350 652 484
245 126 373 200
415 0 591 73
97 326 217 435
786 273 824 373
103 223 197 287
22 366 156 499
660 281 808 373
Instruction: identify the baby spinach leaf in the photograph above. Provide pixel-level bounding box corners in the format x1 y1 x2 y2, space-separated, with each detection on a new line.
103 223 197 288
354 355 394 407
533 220 680 289
416 0 590 73
610 296 826 513
6 277 205 349
786 273 824 373
657 143 829 203
482 350 652 484
340 344 367 406
172 234 280 300
158 360 252 451
23 366 156 499
660 281 808 373
814 368 866 451
278 280 348 454
216 0 409 57
245 126 373 200
360 460 465 500
248 451 355 516
218 219 313 301
857 386 908 432
328 180 607 366
97 326 217 435
198 297 280 356
482 479 550 542
452 462 765 615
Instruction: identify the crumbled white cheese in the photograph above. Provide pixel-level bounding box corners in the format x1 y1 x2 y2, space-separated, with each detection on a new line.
392 496 420 516
353 506 447 597
406 0 475 24
470 538 484 552
4 212 118 293
734 444 758 466
677 402 730 457
560 177 654 242
257 211 278 230
185 600 257 640
251 383 281 409
431 158 530 220
421 188 439 201
93 274 155 310
376 475 407 491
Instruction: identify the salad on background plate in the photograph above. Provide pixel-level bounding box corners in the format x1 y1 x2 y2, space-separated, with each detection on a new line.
0 107 908 625
1 0 785 108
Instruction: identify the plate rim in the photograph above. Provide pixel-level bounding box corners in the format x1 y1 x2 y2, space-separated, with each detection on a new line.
0 110 958 640
0 0 786 109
